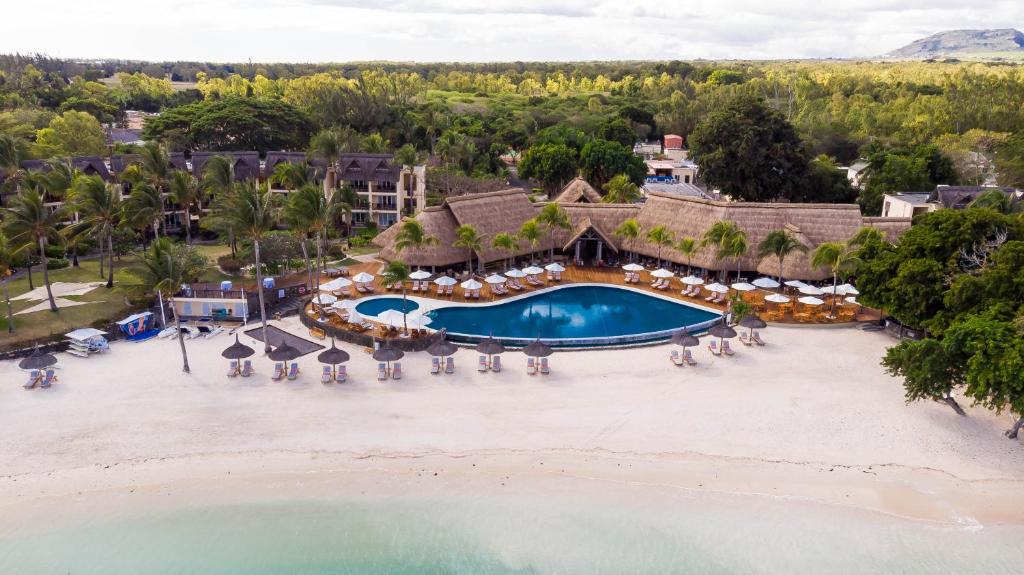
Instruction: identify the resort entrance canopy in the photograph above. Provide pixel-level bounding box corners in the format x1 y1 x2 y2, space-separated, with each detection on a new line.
563 217 618 264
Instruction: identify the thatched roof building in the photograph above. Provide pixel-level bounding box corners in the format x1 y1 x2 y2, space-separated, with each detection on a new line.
553 177 603 203
374 181 911 280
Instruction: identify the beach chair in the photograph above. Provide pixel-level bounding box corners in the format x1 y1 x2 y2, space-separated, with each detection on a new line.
227 360 240 377
492 355 502 372
392 362 403 380
547 272 555 282
683 349 697 366
23 370 41 389
321 365 333 384
272 362 286 381
431 357 441 374
478 355 488 372
722 341 735 356
377 362 388 381
540 357 550 375
336 365 347 383
41 369 57 388
658 281 670 291
739 332 753 346
651 278 661 288
527 357 537 375
445 357 455 374
670 350 684 366
704 292 716 302
287 362 300 380
554 272 562 281
752 331 766 346
708 340 721 356
242 360 254 377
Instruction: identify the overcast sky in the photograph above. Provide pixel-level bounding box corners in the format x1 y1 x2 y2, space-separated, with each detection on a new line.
2 0 1022 62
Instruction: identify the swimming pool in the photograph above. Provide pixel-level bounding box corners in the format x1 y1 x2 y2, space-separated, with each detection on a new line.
355 297 420 317
427 285 721 346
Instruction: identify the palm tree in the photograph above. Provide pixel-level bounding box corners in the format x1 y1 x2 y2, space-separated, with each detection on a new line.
124 182 164 242
39 159 78 264
0 134 27 197
380 260 412 335
361 133 390 154
0 232 17 333
308 127 360 177
67 175 122 288
453 224 483 274
269 161 309 191
135 238 206 372
613 218 642 262
201 156 238 256
168 170 201 244
492 232 519 270
284 184 320 290
757 229 807 283
2 187 66 312
518 219 542 265
535 203 571 263
393 217 439 263
676 236 698 274
330 186 358 239
645 225 675 267
848 226 888 248
225 182 277 352
436 131 470 193
702 221 749 281
969 189 1021 214
811 242 861 312
139 141 172 192
601 174 642 204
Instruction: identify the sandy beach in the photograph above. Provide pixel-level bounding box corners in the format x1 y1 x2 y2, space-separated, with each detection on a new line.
2 320 1023 529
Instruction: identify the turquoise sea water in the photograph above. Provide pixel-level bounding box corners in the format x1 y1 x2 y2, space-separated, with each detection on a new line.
427 285 720 342
2 494 1022 574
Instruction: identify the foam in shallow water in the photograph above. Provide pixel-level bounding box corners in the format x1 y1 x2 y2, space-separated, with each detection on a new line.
2 493 1022 574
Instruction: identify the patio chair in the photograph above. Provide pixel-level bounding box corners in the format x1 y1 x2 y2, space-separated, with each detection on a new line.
272 363 286 381
23 370 41 389
321 366 333 384
492 355 502 372
392 362 403 380
527 357 537 375
540 357 550 374
42 369 57 388
336 365 347 383
227 360 240 377
670 350 684 366
478 355 488 372
431 357 441 374
752 331 766 346
722 341 735 356
445 357 455 374
739 332 753 346
287 362 300 380
242 360 254 377
377 363 388 381
708 340 721 356
682 349 697 366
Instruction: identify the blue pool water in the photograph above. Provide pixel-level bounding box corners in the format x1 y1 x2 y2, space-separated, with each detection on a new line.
356 297 420 316
427 285 720 343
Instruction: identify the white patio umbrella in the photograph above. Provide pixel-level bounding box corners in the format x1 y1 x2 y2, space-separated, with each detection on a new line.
544 262 566 273
377 309 433 329
622 263 645 272
460 279 483 290
764 293 791 303
651 268 674 278
522 266 544 275
505 268 526 278
331 299 359 310
784 280 808 288
797 296 825 306
352 272 375 283
320 277 352 291
409 270 432 280
844 296 860 305
680 275 705 285
798 285 825 295
752 277 781 289
312 293 338 305
704 282 729 293
730 282 756 292
485 274 508 284
434 276 458 286
838 283 859 295
346 310 364 324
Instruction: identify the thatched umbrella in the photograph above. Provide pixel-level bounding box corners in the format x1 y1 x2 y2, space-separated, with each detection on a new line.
317 339 350 379
476 336 505 365
372 342 404 372
671 330 700 349
708 322 737 348
19 348 58 370
523 339 553 357
268 342 302 362
221 334 255 373
738 315 767 338
427 338 459 358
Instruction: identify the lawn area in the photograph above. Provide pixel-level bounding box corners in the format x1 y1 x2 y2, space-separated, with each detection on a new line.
344 245 379 257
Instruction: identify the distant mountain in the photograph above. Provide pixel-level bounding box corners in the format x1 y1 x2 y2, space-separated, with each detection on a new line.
885 29 1024 60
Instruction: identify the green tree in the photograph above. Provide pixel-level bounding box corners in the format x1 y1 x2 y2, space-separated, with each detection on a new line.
2 187 66 312
614 218 642 262
124 182 165 241
32 111 106 157
393 217 439 260
993 131 1024 189
758 229 808 283
645 225 675 267
969 189 1021 214
517 143 578 195
689 95 809 203
491 232 519 269
67 175 122 287
269 162 309 191
143 97 313 152
702 221 749 280
135 238 207 372
811 242 860 312
597 118 637 147
860 145 959 216
806 155 858 204
579 139 646 189
518 219 543 264
200 156 239 256
225 182 278 351
0 232 17 333
453 224 483 273
379 260 412 335
535 203 571 262
168 170 201 244
675 236 698 274
601 174 642 204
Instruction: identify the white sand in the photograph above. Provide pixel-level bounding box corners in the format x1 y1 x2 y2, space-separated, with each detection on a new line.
2 320 1023 525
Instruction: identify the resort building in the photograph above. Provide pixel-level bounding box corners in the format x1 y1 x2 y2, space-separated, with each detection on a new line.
645 158 698 185
880 192 937 218
323 153 427 229
375 179 911 280
881 185 1022 217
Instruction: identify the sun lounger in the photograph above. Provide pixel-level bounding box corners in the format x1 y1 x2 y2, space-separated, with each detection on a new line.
540 357 550 374
356 284 367 293
739 333 753 346
651 279 661 288
227 360 240 377
722 341 735 356
527 357 537 375
322 365 333 384
658 281 670 290
670 350 684 366
547 273 555 281
287 362 300 380
431 357 441 374
204 326 224 339
158 326 177 339
683 349 697 366
708 340 721 356
492 355 502 372
478 355 488 372
272 362 285 381
752 331 766 346
242 360 253 377
24 370 41 389
41 369 57 388
445 357 455 374
337 365 347 383
391 362 402 380
554 272 561 281
704 292 716 302
377 362 388 381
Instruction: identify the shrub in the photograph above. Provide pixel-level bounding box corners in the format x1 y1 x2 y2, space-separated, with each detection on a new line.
327 242 346 259
217 255 242 274
46 257 70 270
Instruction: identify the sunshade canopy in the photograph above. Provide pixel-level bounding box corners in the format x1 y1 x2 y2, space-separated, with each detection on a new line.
622 263 645 272
460 279 483 290
317 340 350 364
798 296 825 305
544 263 566 272
680 275 705 285
372 344 404 362
708 323 737 339
434 276 458 286
221 334 255 360
504 268 526 278
671 331 700 347
752 277 781 289
523 339 553 357
476 336 505 355
426 339 459 357
268 343 302 361
408 270 432 280
352 272 375 283
765 293 791 303
738 315 767 329
18 348 58 370
484 274 507 284
731 282 756 291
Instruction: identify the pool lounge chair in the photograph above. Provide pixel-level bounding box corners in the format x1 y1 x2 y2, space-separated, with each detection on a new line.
658 280 670 290
547 272 555 282
272 362 286 381
478 355 488 372
336 365 347 383
356 284 368 293
41 369 57 388
321 366 333 384
24 370 41 389
722 341 735 356
445 357 455 374
242 360 254 377
708 340 721 356
739 332 753 346
431 357 441 374
377 363 388 381
540 357 550 374
287 362 300 380
670 350 684 366
682 349 697 366
392 362 403 380
527 357 537 375
752 331 766 346
227 360 240 377
492 355 502 372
